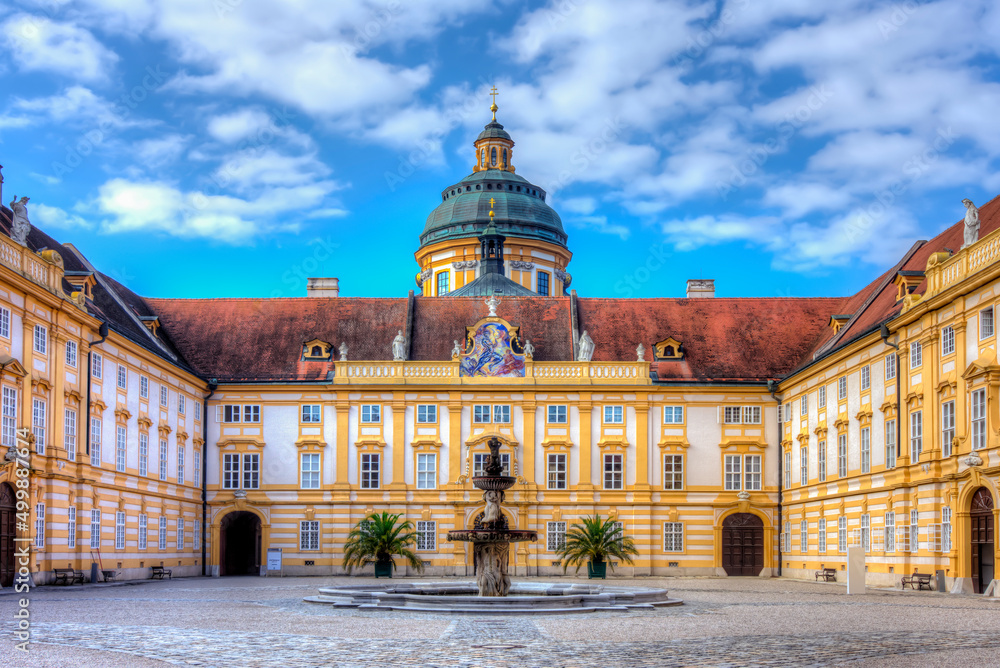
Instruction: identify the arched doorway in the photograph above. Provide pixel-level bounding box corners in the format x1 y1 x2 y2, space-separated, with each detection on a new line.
722 513 764 576
220 511 261 576
1 483 15 587
970 487 995 594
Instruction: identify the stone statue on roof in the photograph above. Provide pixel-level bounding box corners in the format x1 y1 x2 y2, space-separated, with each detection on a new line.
338 342 348 361
392 330 406 361
577 330 594 362
636 343 645 362
523 339 534 358
452 339 462 358
8 196 31 246
962 198 980 248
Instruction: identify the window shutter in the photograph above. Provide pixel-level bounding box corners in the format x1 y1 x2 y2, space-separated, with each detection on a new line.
215 405 223 423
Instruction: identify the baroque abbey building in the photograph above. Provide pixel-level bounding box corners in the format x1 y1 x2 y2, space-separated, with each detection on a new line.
0 106 997 595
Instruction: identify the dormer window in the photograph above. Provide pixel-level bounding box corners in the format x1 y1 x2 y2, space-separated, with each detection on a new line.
654 337 684 360
302 338 333 360
894 271 924 301
829 314 851 333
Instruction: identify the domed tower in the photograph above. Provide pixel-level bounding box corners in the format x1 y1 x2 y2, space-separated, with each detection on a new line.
414 90 572 296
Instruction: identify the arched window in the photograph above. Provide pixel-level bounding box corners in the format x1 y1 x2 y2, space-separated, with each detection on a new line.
490 147 497 167
502 149 508 169
480 149 485 167
311 346 321 357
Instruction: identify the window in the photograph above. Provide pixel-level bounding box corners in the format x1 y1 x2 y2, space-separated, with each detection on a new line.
860 365 870 391
32 398 46 454
663 523 684 552
547 453 567 489
473 405 490 423
242 453 259 489
436 271 449 296
838 516 847 553
603 405 624 424
783 403 792 423
942 401 955 458
140 376 148 399
800 396 808 416
90 418 101 466
486 405 509 424
743 406 762 424
139 433 148 477
194 450 200 485
159 439 168 481
885 353 896 380
818 518 827 553
117 364 127 390
300 520 320 551
942 326 955 355
784 450 791 487
178 395 186 415
65 340 78 368
885 512 896 553
971 389 987 451
360 453 380 489
158 516 167 550
416 521 436 551
744 454 762 491
90 509 101 549
536 271 550 296
861 514 871 553
663 406 683 424
301 453 320 489
0 307 8 338
160 386 168 407
725 454 742 491
194 520 201 551
68 507 77 549
838 377 847 400
818 386 826 409
910 340 922 368
547 521 566 552
818 441 827 482
34 504 45 549
910 411 923 462
981 306 995 340
545 405 568 424
220 404 261 423
177 447 185 485
838 433 847 478
91 353 103 379
800 520 808 552
800 446 808 484
33 324 47 354
885 419 897 469
360 404 381 423
116 511 126 550
783 521 791 553
474 453 510 476
910 509 919 553
223 453 240 489
417 453 437 489
663 454 683 490
1 386 16 447
138 514 147 550
416 404 437 423
942 507 952 552
194 402 201 422
723 406 742 424
301 405 321 423
860 427 871 474
115 425 126 472
603 454 623 489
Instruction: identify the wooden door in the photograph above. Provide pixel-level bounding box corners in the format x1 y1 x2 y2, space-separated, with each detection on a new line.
0 483 14 587
970 488 995 594
722 513 764 576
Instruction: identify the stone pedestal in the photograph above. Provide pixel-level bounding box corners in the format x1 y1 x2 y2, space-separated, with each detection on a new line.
474 542 511 597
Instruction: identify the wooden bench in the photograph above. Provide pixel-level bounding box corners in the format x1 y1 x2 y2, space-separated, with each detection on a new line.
150 566 172 579
52 568 85 585
814 567 837 582
900 571 933 590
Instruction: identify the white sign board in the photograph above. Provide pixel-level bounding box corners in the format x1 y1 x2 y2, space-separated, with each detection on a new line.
266 547 283 571
846 546 865 595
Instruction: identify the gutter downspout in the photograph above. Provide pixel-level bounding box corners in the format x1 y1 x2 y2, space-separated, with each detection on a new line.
201 382 217 577
768 379 782 577
85 321 109 458
881 324 901 462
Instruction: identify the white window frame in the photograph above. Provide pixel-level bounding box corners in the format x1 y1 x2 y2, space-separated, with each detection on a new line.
115 511 126 551
744 454 762 491
663 405 684 424
603 453 623 490
159 439 168 481
140 376 148 399
115 425 126 472
138 514 147 550
139 433 148 476
910 340 922 368
838 516 847 553
178 395 186 415
300 453 320 489
910 410 923 462
416 404 437 424
942 400 955 458
860 426 871 474
723 406 742 424
885 511 896 553
90 417 101 467
818 385 826 409
838 433 847 478
742 406 762 424
34 503 45 549
663 453 683 490
818 518 827 553
33 324 47 355
177 446 185 485
91 352 103 379
942 507 952 552
65 340 78 368
360 404 381 424
800 519 808 552
416 520 436 552
885 353 896 380
800 445 808 485
603 405 624 424
663 522 684 552
547 405 568 424
117 364 127 390
547 521 566 552
800 396 808 417
222 453 240 489
416 452 437 489
547 453 567 490
725 454 742 491
32 398 46 455
493 404 511 424
301 404 321 423
885 419 897 469
242 453 260 489
818 440 827 482
90 509 102 549
971 388 987 451
860 365 870 391
861 514 871 553
838 376 847 400
981 306 995 340
68 506 77 549
160 385 168 408
0 307 9 339
299 520 320 551
1 386 17 448
942 325 955 355
473 404 491 423
360 453 380 489
158 516 167 550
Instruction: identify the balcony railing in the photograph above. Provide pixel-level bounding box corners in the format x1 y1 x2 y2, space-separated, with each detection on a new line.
924 224 1000 301
332 360 650 385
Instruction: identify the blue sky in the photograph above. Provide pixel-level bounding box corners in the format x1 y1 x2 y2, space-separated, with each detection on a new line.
1 0 998 300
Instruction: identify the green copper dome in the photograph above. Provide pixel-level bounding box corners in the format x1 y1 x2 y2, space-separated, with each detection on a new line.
420 170 567 248
476 121 512 141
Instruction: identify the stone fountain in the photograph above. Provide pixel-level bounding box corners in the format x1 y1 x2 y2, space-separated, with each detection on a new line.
446 436 536 596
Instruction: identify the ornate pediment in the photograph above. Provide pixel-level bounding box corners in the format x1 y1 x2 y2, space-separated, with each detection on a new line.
302 338 333 361
0 356 27 378
963 348 1000 381
459 312 526 378
653 337 684 360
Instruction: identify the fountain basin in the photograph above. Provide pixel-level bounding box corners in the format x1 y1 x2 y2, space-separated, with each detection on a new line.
472 475 516 491
304 581 682 614
447 529 537 543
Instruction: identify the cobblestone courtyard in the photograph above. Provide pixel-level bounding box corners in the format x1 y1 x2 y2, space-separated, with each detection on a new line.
3 576 999 667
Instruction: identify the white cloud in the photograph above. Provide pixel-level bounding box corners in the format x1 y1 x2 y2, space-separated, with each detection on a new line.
2 14 118 82
10 86 152 129
33 203 92 230
133 134 191 168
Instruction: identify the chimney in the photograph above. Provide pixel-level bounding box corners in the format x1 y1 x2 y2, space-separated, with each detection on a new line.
686 279 715 299
307 277 339 297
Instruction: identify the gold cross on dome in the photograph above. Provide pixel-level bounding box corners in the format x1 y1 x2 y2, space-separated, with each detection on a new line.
489 86 499 120
489 197 496 208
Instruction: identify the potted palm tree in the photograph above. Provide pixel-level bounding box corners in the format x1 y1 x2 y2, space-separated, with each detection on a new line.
343 511 424 578
556 514 639 579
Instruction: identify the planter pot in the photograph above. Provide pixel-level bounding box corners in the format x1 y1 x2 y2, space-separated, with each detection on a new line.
587 561 607 579
374 562 393 578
